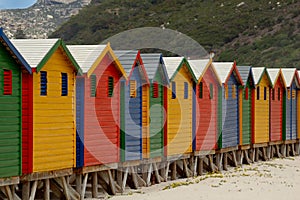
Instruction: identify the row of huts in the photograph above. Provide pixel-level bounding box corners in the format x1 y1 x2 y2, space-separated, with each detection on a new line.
0 28 300 197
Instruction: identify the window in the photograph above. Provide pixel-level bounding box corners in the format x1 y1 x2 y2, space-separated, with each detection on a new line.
199 82 203 99
90 74 97 97
264 87 267 100
108 76 114 97
40 71 47 96
152 81 159 98
256 86 260 100
130 80 136 98
245 87 248 100
3 70 12 95
232 85 236 99
184 82 188 99
272 88 275 101
61 73 68 96
209 83 213 99
292 89 296 99
278 88 280 101
171 81 176 99
224 85 228 99
287 88 290 100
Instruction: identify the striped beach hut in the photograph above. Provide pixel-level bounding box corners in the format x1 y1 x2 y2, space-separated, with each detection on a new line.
189 59 221 152
67 44 127 167
11 39 81 173
213 62 243 149
281 68 300 141
163 57 197 156
115 50 149 162
236 66 254 146
141 54 169 159
251 67 272 144
0 29 31 178
267 68 285 142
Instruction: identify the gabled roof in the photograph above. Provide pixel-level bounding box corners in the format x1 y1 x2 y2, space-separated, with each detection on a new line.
67 43 126 79
189 59 221 85
140 53 169 85
251 67 271 85
11 38 82 75
163 57 197 82
281 68 299 87
266 68 285 88
0 28 31 73
213 61 243 85
237 66 252 83
115 50 149 85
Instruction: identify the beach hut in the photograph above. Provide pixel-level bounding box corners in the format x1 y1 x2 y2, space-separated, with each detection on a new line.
115 50 149 162
189 59 221 152
298 70 300 140
251 67 272 144
141 54 169 159
67 44 127 167
236 66 254 147
0 29 31 178
11 39 81 173
213 62 243 149
163 57 197 156
281 68 300 141
267 68 285 142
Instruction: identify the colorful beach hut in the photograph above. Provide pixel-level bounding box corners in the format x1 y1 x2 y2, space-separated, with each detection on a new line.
213 62 243 149
0 29 31 178
267 68 285 142
189 59 221 152
67 44 127 167
115 50 149 162
281 68 300 141
298 70 300 140
163 57 197 156
11 39 81 173
251 67 272 144
236 66 254 146
140 54 169 159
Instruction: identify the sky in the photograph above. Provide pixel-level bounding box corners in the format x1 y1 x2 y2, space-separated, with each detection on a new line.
0 0 37 10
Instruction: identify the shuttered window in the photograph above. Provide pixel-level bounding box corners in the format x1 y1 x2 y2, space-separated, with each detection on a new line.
224 85 228 99
278 88 280 101
130 80 136 98
245 87 249 100
209 83 213 99
152 81 159 98
171 81 176 99
272 88 275 100
292 89 296 99
90 74 97 97
108 76 114 97
3 70 12 95
40 71 47 96
199 82 203 99
184 82 188 99
264 87 267 100
61 73 68 96
232 84 236 99
257 86 260 100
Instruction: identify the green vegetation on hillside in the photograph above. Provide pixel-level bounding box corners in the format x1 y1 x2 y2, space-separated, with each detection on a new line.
51 0 300 68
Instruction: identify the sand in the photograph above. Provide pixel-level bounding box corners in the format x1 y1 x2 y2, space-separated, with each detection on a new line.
105 156 300 200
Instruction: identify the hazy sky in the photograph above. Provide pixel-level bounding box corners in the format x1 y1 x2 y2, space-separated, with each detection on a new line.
0 0 37 9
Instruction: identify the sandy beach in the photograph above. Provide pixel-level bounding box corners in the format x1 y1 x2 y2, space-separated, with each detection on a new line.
101 156 300 200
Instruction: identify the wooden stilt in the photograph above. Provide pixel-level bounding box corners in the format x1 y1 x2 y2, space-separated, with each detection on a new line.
130 166 139 189
165 162 170 181
50 180 63 199
92 172 98 198
116 170 122 189
153 163 161 183
122 167 129 192
281 144 286 157
275 145 281 158
193 156 198 176
223 153 228 171
171 161 177 180
215 154 222 171
231 151 238 167
159 162 166 182
255 148 259 161
76 174 82 194
4 185 13 200
81 174 88 200
22 181 30 200
108 170 116 195
262 147 268 161
146 164 152 186
44 179 50 200
183 159 192 177
29 180 38 200
236 150 242 166
198 157 203 176
244 150 251 164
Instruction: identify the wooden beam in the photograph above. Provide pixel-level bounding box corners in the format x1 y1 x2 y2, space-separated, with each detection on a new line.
29 180 38 200
50 179 63 199
153 163 161 184
223 153 228 171
92 172 98 198
146 164 152 186
171 161 177 180
22 181 30 200
76 174 82 194
116 170 122 190
60 177 70 200
122 167 129 192
108 170 116 195
44 179 50 200
130 166 139 189
4 185 13 200
81 174 88 200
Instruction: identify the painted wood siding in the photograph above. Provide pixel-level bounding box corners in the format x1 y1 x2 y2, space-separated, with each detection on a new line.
269 77 283 142
0 43 22 178
32 47 76 172
253 73 269 144
219 75 239 149
142 84 150 158
195 67 218 151
121 66 142 161
241 85 252 145
298 89 300 139
84 55 121 166
284 82 298 140
167 66 193 156
76 77 84 168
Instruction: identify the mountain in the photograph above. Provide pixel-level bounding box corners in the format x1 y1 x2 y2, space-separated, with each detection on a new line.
0 0 91 39
50 0 300 68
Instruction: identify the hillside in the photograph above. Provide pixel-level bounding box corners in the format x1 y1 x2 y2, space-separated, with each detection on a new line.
51 0 300 68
